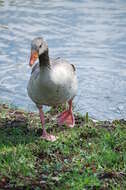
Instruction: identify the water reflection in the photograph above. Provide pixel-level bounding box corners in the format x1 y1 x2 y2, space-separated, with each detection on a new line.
0 0 126 120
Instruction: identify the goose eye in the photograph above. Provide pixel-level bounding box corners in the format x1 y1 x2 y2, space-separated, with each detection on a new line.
39 44 42 48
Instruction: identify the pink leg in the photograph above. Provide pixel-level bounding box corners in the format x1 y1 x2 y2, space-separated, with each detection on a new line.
57 99 75 128
39 107 57 142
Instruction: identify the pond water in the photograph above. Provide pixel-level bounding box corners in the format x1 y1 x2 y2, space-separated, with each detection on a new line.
0 0 126 120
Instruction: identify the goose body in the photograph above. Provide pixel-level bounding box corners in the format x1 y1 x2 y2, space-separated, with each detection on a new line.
27 37 78 141
27 58 77 106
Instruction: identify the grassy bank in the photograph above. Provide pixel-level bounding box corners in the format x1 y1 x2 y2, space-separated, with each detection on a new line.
0 104 126 190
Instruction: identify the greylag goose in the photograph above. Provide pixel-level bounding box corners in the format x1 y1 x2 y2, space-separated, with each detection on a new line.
27 37 78 141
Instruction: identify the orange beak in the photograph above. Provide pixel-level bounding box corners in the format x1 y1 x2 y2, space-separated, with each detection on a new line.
29 51 38 67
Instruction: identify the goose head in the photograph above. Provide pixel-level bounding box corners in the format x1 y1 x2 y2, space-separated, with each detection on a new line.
29 37 48 67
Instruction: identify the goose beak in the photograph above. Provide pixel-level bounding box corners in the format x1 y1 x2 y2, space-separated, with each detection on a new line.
29 51 38 67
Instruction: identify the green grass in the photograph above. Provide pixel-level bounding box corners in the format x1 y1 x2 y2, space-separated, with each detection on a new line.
0 104 126 189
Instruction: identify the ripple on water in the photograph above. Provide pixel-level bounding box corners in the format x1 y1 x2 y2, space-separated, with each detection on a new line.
0 0 126 120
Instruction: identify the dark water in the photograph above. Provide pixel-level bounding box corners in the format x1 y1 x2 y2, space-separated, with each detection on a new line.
0 0 126 120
